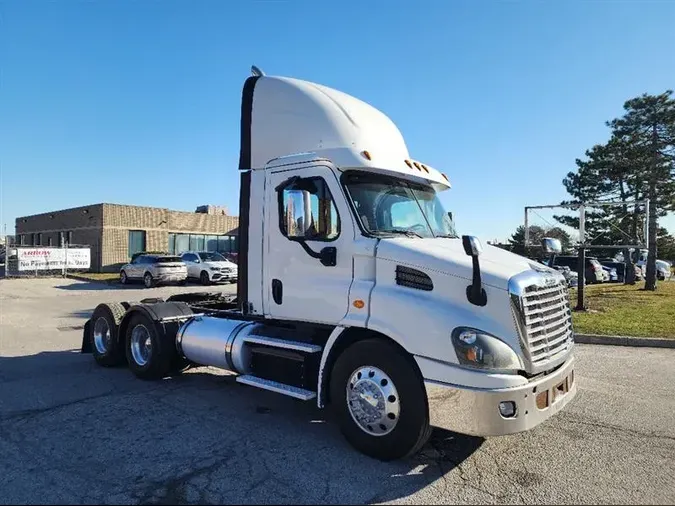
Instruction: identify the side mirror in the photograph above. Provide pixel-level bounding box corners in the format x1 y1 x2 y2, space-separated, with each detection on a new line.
462 235 483 257
461 235 487 306
542 237 562 254
284 189 312 239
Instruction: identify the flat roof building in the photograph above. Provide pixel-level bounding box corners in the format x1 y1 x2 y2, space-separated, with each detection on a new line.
15 203 239 272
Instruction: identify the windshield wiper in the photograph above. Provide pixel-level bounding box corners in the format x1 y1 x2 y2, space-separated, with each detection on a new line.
435 234 458 239
376 228 424 238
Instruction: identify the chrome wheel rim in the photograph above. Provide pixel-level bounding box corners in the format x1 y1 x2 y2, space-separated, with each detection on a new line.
144 274 152 288
347 366 400 437
130 324 152 366
93 317 111 354
120 271 126 283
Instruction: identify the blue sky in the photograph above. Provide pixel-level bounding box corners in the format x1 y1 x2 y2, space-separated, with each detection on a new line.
1 0 674 243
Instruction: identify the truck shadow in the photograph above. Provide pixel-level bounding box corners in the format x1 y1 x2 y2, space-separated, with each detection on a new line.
0 350 484 504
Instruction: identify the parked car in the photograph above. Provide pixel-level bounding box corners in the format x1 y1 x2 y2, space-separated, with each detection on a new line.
552 265 579 287
656 260 673 281
599 259 627 283
550 255 605 283
120 254 187 288
601 265 619 283
180 251 238 285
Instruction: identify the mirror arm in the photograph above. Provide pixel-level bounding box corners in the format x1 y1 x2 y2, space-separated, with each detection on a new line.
293 238 322 260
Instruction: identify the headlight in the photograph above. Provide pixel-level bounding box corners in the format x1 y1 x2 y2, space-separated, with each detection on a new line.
451 327 523 372
209 266 220 271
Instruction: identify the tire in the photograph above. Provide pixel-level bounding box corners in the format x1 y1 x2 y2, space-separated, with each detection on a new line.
90 303 127 367
200 271 210 286
178 279 187 286
120 270 128 285
144 272 154 288
329 339 431 461
124 311 175 380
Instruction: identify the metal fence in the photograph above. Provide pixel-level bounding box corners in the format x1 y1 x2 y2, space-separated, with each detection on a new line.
2 244 92 278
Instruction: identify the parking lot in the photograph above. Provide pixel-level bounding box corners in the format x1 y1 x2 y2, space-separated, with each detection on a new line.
1 277 674 505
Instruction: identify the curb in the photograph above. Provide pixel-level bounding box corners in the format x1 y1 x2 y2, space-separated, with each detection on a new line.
65 274 119 285
575 334 675 349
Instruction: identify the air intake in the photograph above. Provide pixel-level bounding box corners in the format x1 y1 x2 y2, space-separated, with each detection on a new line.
395 266 433 291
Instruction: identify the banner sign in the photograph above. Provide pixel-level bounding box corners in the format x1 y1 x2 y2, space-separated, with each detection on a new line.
17 248 91 271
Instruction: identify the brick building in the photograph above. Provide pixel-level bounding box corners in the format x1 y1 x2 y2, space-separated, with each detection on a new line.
15 203 239 272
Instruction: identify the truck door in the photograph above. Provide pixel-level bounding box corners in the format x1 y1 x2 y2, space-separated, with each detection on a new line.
264 164 353 324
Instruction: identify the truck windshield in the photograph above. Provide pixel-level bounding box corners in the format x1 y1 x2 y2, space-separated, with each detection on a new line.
343 171 457 238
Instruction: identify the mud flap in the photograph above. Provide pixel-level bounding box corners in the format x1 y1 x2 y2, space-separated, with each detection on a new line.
81 319 92 353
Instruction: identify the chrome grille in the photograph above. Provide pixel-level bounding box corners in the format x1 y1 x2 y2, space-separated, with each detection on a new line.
522 280 573 364
509 270 574 374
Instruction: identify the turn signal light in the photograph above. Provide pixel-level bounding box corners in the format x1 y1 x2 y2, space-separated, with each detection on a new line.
353 299 365 309
361 150 372 160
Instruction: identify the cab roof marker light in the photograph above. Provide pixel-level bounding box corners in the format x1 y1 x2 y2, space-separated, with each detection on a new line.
404 159 413 169
361 150 372 160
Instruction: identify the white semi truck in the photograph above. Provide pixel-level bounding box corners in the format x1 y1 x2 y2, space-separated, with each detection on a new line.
82 66 577 461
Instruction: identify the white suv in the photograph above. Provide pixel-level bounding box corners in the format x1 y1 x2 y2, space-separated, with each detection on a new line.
180 251 238 285
120 254 188 288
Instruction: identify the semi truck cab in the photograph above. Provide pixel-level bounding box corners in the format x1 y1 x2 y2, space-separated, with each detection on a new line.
82 66 577 461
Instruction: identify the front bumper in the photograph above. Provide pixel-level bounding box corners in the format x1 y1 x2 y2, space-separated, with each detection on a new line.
425 357 576 436
210 271 237 282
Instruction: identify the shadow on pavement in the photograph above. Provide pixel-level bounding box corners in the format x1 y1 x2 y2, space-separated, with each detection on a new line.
53 281 136 291
0 349 484 503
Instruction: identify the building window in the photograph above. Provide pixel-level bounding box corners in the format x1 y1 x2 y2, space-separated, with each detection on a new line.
205 235 218 252
19 235 25 245
189 234 205 251
66 231 73 245
168 232 236 254
29 233 35 245
36 233 42 246
58 232 63 247
128 230 146 258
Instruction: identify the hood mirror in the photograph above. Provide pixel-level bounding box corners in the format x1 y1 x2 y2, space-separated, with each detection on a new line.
462 235 487 306
542 237 562 271
542 237 562 254
462 235 483 257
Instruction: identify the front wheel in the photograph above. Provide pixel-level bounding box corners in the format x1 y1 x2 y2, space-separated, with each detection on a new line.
143 272 154 288
329 339 431 461
120 270 128 285
200 271 211 286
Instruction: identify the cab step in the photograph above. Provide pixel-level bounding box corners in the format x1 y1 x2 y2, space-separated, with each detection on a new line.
236 374 317 401
243 335 322 354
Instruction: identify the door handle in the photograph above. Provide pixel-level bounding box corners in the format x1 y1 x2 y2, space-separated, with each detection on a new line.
272 278 283 305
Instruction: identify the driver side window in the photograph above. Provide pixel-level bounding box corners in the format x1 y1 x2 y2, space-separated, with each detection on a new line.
279 177 340 241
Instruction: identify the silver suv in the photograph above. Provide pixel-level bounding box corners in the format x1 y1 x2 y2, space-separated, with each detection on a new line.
120 254 187 288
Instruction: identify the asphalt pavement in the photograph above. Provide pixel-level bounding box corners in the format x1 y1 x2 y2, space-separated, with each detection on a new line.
1 278 674 504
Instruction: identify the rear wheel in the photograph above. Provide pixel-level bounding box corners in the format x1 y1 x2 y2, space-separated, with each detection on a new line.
120 270 128 285
329 339 431 461
90 303 127 367
125 312 175 380
200 271 210 285
143 272 154 288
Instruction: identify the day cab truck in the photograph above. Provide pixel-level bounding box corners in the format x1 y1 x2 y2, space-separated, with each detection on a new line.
82 66 577 461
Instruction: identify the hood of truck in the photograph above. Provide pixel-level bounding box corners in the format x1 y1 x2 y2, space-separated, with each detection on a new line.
376 237 548 290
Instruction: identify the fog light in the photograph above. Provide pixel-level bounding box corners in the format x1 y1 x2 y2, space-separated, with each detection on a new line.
498 401 516 418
